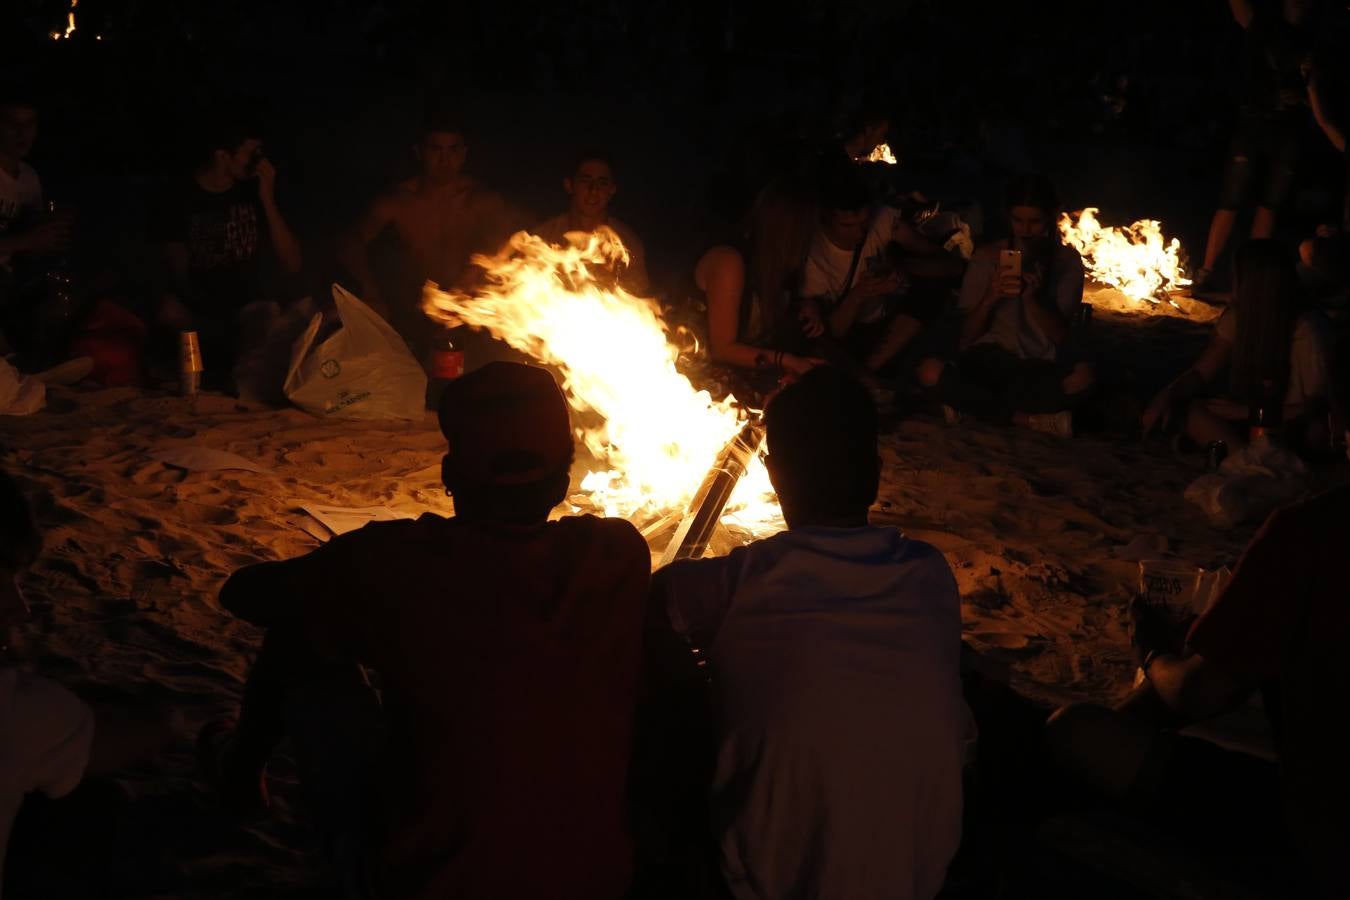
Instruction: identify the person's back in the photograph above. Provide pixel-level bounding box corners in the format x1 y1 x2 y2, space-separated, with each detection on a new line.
298 511 648 899
658 368 967 900
215 362 650 899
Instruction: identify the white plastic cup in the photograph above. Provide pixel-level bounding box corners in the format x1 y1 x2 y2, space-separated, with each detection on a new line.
1138 559 1202 615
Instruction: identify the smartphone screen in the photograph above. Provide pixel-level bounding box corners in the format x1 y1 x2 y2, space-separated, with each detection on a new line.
998 250 1022 295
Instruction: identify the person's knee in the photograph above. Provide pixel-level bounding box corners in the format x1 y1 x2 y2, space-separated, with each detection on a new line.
916 357 946 388
1061 361 1095 396
1299 237 1317 267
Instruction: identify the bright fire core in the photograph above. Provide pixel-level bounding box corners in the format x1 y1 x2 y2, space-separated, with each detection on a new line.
423 228 784 540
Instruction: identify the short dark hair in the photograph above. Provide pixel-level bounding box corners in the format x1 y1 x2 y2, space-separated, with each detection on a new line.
819 165 873 214
0 89 37 114
0 471 42 572
765 367 879 519
569 148 615 180
420 109 467 142
1004 173 1060 214
192 107 263 165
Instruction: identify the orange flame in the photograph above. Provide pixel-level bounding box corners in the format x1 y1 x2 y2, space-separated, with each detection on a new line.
422 228 783 541
1058 208 1190 306
865 143 898 165
50 0 77 39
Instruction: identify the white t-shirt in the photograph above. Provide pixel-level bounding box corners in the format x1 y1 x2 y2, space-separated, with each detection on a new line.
957 241 1085 362
0 163 43 270
0 669 94 896
1214 308 1331 414
802 206 908 323
662 526 969 900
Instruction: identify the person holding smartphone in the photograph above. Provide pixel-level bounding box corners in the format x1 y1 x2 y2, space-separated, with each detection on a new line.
916 174 1094 437
150 108 303 389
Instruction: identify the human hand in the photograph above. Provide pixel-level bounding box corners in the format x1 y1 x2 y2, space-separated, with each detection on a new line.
1129 595 1185 669
1020 269 1043 302
798 301 825 338
1141 387 1174 435
256 158 278 204
782 354 824 376
854 270 904 300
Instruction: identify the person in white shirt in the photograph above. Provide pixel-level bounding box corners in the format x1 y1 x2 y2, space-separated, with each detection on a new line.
0 94 65 276
916 174 1094 437
0 471 174 896
800 172 959 384
1142 238 1332 451
532 151 649 297
653 367 969 900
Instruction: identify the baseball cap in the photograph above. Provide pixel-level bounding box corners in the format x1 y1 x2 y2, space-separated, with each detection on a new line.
438 362 574 486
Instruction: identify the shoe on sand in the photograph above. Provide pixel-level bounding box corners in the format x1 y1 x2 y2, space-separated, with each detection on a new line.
1025 410 1073 438
196 717 270 815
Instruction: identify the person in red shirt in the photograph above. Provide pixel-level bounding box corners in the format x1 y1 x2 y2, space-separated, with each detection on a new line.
1046 353 1349 900
205 362 652 900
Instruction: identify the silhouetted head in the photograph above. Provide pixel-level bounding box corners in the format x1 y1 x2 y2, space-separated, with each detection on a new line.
764 367 880 528
438 362 575 524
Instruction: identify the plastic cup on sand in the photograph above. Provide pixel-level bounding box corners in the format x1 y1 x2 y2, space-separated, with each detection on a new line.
1138 559 1202 617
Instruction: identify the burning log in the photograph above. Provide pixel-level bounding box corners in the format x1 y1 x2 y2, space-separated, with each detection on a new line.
1058 208 1190 307
659 420 764 566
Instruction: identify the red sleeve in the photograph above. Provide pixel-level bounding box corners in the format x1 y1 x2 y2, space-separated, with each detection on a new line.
1187 505 1300 680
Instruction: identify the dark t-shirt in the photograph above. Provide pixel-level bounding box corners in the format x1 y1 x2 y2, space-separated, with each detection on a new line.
276 512 651 900
1242 11 1313 117
1187 484 1349 888
151 179 267 313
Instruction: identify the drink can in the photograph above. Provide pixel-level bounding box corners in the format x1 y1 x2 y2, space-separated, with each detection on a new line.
179 330 203 395
1205 440 1228 472
431 347 464 379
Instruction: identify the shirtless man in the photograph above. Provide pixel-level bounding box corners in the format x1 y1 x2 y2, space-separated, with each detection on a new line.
340 115 512 347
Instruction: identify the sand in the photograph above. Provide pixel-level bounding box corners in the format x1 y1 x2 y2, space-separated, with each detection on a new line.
1 286 1342 896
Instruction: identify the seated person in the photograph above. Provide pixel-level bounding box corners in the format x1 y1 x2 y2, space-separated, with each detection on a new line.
802 171 961 385
651 367 969 900
0 92 71 363
339 114 514 355
151 110 303 387
532 150 649 296
1 470 174 890
1142 239 1331 451
1045 346 1350 898
205 362 651 899
687 179 825 395
917 174 1093 437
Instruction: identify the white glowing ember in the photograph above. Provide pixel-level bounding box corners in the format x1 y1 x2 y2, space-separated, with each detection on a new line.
1058 208 1190 306
865 143 898 165
423 228 783 538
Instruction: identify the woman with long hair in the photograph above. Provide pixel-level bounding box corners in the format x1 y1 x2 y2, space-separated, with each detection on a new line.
1143 239 1332 449
693 175 825 394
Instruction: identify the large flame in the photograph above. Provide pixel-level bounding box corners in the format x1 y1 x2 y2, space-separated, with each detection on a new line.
865 143 898 165
423 228 783 541
1058 208 1190 305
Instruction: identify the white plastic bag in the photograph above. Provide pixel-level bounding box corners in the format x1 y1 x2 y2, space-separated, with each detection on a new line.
283 285 427 420
0 357 45 416
1183 438 1307 528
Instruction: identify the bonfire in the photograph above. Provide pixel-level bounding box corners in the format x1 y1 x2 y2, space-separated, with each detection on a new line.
1058 207 1190 306
865 143 898 165
423 228 784 551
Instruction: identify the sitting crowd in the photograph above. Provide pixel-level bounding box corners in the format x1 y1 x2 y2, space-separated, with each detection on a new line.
3 14 1350 893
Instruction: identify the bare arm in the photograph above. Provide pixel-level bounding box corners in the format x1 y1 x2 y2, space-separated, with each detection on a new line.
1142 334 1232 432
1229 0 1255 29
698 246 817 375
1309 75 1347 153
